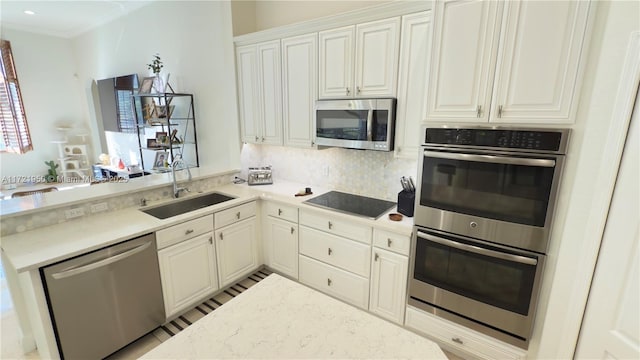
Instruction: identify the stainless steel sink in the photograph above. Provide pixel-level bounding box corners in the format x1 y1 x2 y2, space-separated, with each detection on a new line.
141 192 236 219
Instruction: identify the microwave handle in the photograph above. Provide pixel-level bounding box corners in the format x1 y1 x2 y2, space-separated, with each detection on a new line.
366 109 373 141
423 151 555 168
416 230 538 266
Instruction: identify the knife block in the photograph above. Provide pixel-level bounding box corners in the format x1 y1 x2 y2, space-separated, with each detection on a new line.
397 190 415 217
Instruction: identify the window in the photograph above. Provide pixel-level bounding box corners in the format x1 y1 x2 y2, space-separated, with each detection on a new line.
0 39 32 154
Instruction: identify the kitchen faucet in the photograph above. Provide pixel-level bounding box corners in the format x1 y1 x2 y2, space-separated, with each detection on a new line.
171 155 192 198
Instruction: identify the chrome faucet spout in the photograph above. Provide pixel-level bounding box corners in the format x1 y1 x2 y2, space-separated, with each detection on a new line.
171 155 192 198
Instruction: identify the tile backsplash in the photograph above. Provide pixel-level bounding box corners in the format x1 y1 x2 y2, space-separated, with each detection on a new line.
240 144 418 201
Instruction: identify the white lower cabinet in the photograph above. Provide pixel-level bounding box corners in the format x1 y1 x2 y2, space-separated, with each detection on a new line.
405 305 527 360
215 216 259 288
158 232 218 319
264 216 298 279
369 247 408 324
299 255 369 309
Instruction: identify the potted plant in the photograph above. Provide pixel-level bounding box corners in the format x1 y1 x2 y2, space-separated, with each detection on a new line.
147 53 166 92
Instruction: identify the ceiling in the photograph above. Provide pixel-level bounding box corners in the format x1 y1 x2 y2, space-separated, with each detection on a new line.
1 1 154 38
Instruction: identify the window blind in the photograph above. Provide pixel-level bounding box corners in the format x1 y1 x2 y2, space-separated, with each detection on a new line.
0 40 33 154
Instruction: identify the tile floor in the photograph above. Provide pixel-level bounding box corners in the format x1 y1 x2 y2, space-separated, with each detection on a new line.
0 265 464 360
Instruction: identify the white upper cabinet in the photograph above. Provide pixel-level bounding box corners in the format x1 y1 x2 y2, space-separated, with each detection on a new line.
426 0 591 124
236 41 283 144
318 17 400 99
490 1 591 123
394 11 432 159
426 0 503 123
282 33 317 148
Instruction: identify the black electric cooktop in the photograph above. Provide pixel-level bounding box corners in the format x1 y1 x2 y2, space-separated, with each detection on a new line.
304 191 396 220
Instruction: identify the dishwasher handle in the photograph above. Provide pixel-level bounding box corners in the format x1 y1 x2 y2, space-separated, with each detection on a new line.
51 241 152 280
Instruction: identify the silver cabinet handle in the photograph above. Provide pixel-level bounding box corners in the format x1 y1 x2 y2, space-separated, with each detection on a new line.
236 212 241 219
328 221 333 229
498 105 503 118
184 229 194 235
51 241 151 280
327 278 332 286
374 253 379 261
220 233 224 240
290 227 295 234
416 230 538 266
423 150 556 168
387 238 392 247
452 337 464 345
328 248 332 255
255 136 259 142
476 105 482 118
366 108 373 141
278 208 283 216
209 237 213 245
346 87 350 95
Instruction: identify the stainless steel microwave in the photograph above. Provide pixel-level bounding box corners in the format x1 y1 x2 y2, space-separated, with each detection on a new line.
315 98 396 151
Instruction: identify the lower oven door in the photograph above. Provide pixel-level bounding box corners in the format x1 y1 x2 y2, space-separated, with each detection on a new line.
409 228 545 346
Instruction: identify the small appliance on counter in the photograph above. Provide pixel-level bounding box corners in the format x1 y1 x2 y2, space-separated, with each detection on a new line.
397 176 415 217
247 166 273 186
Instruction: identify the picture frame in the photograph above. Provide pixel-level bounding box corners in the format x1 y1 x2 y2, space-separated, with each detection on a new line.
155 131 168 145
142 103 155 122
146 138 160 149
139 77 155 94
154 104 175 119
153 151 169 169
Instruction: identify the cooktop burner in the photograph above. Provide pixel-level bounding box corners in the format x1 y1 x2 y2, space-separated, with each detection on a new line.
304 191 396 220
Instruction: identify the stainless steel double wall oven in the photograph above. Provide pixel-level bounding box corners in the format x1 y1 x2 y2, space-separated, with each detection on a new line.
409 125 569 348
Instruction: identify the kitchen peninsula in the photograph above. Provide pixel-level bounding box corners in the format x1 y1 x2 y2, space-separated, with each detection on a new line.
140 273 447 359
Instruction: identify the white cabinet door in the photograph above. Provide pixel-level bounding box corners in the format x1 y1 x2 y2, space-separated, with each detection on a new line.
215 217 258 287
282 33 317 148
355 17 401 97
236 45 260 143
318 26 355 99
257 40 283 144
369 248 408 324
158 232 218 318
265 216 299 279
425 0 503 123
490 1 591 124
395 11 432 159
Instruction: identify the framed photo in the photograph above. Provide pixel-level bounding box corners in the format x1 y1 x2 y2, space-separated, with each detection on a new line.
153 151 169 169
154 104 175 119
155 131 168 145
146 138 159 149
142 103 155 122
139 77 155 94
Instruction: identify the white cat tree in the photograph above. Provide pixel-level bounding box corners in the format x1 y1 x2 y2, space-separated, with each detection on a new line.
51 127 90 178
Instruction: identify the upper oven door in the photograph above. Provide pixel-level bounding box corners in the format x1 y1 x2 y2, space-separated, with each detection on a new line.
315 99 395 151
414 148 564 253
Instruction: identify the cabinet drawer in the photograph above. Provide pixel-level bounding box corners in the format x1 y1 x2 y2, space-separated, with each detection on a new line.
265 202 298 223
156 214 213 250
299 209 372 244
299 255 369 310
299 226 370 278
215 201 257 229
373 229 411 256
405 306 526 360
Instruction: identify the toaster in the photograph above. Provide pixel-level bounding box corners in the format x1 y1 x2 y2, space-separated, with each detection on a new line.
247 166 273 186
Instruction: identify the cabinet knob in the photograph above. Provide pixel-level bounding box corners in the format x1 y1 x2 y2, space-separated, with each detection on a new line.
346 87 350 95
185 229 194 235
236 212 241 219
328 248 332 256
476 105 482 118
290 227 295 234
262 137 265 142
327 278 332 286
220 233 224 240
311 141 315 147
328 221 333 229
356 86 361 94
374 253 379 261
209 237 213 244
452 337 464 345
255 136 259 142
498 105 503 118
278 208 283 216
387 238 392 247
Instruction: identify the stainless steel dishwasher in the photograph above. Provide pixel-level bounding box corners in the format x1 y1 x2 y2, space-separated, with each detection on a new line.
42 233 164 359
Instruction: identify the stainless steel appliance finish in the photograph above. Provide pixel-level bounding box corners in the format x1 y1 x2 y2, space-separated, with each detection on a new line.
248 166 273 185
409 229 545 348
414 125 569 253
315 98 396 151
409 125 570 349
42 233 164 359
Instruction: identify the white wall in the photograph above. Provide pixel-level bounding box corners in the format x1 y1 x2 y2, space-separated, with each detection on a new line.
72 1 241 173
231 0 257 36
529 1 640 358
0 29 86 178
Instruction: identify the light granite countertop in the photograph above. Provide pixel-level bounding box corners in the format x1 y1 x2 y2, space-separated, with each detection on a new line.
1 179 413 273
140 273 446 359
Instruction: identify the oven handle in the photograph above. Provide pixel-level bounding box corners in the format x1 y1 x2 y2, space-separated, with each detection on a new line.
423 151 555 168
416 230 538 266
366 109 373 142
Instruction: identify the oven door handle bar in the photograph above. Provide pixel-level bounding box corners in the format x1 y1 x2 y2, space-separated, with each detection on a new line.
416 231 538 266
423 151 556 168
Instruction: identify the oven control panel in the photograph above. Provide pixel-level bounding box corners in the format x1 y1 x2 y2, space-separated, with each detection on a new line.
424 127 568 153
